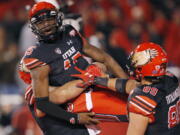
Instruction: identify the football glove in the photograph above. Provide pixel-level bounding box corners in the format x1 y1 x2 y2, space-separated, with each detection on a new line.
71 64 102 88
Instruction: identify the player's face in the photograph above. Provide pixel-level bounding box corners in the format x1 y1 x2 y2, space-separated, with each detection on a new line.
34 17 57 36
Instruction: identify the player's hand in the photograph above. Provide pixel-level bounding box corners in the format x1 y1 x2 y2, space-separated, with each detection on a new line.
77 112 100 125
71 64 102 88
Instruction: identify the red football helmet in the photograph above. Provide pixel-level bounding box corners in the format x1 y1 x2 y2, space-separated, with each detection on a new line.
29 2 56 18
29 2 63 41
129 42 168 81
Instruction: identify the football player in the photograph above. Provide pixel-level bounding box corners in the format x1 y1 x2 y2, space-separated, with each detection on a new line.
74 42 180 135
19 1 127 135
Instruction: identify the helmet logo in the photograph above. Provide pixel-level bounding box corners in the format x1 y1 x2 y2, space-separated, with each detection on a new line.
149 49 158 58
132 49 158 67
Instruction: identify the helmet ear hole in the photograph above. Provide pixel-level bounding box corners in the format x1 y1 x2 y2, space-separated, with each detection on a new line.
160 63 166 70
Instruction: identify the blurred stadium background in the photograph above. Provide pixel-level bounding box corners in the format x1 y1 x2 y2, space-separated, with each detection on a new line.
0 0 179 135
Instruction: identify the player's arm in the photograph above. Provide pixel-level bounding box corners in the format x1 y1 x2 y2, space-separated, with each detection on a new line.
82 37 128 79
126 112 149 135
19 57 87 105
126 86 163 135
71 63 137 94
31 65 99 125
93 77 138 94
49 80 85 104
31 65 78 123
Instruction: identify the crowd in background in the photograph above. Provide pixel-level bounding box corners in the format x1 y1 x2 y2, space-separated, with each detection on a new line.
0 0 179 135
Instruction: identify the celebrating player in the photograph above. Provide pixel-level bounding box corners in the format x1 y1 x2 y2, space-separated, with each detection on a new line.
18 1 127 135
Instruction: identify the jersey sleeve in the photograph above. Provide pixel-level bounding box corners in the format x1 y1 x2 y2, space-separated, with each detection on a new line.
23 46 47 70
128 86 164 123
23 58 46 70
18 45 47 84
18 57 46 84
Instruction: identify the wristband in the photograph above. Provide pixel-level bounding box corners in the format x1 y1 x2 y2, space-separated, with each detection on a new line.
115 79 128 94
94 77 108 87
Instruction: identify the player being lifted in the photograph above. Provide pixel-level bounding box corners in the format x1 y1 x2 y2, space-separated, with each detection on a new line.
74 42 180 135
18 1 128 135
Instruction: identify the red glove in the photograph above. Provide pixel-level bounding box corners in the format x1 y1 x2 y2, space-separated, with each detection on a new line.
18 70 32 84
71 64 102 88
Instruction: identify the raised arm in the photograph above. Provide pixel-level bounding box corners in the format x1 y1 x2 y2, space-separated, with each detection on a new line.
82 38 128 79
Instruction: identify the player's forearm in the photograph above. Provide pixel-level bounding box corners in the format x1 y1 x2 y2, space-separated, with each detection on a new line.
49 80 85 104
33 80 79 124
83 42 128 78
32 72 79 124
31 66 50 98
35 97 78 124
103 55 128 79
94 77 129 94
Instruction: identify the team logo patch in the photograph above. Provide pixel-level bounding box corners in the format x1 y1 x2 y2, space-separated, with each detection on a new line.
66 103 74 112
55 48 62 54
69 30 76 36
69 117 76 124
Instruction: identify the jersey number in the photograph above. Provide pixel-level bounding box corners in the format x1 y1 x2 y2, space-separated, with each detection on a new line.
142 86 158 96
64 51 81 70
168 100 180 128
